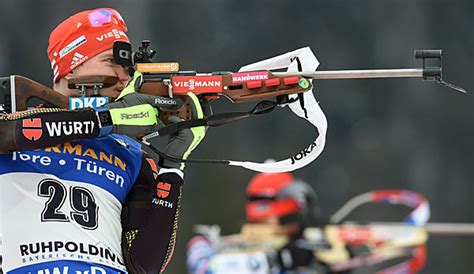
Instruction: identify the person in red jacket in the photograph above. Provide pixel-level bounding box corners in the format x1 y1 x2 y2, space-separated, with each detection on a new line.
187 172 324 273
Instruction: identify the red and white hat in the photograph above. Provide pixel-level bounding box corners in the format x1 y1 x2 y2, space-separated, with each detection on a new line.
246 172 320 225
47 8 129 83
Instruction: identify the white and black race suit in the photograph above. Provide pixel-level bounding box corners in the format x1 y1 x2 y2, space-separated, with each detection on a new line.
0 135 141 273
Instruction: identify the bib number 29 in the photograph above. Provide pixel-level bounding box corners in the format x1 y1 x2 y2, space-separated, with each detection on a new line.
38 178 98 230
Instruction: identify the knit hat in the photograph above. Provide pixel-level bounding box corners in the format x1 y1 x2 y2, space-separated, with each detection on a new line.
47 8 129 82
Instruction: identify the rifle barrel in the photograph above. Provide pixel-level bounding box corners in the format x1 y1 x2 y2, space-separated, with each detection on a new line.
424 222 474 235
274 68 424 80
366 222 474 235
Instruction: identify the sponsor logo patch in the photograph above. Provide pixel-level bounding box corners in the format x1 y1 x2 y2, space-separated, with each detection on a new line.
120 111 150 120
156 182 171 198
70 52 88 69
59 35 87 58
231 71 269 84
69 96 109 110
137 62 180 73
19 240 125 266
43 142 127 171
22 118 43 141
45 121 95 137
96 28 127 41
152 197 173 209
290 142 317 164
155 98 178 106
171 76 223 94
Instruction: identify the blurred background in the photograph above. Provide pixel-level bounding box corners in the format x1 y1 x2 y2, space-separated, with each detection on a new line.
0 0 472 273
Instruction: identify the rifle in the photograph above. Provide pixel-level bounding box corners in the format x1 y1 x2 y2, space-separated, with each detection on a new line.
0 42 468 172
193 190 474 273
0 41 466 114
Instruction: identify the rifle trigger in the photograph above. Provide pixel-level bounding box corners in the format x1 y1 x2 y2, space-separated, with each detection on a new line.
163 79 173 98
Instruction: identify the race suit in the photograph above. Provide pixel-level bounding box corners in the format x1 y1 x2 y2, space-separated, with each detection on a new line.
0 108 187 273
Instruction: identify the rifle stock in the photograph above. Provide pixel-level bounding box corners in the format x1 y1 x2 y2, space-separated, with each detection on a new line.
0 75 68 113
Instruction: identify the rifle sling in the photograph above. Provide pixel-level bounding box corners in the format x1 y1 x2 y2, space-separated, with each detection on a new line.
156 99 292 136
146 97 298 164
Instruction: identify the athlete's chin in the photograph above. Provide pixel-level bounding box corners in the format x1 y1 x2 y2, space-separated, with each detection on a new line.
112 89 121 98
100 88 121 98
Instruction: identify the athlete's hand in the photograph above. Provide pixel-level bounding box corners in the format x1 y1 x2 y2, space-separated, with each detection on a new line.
97 71 183 137
159 92 206 170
